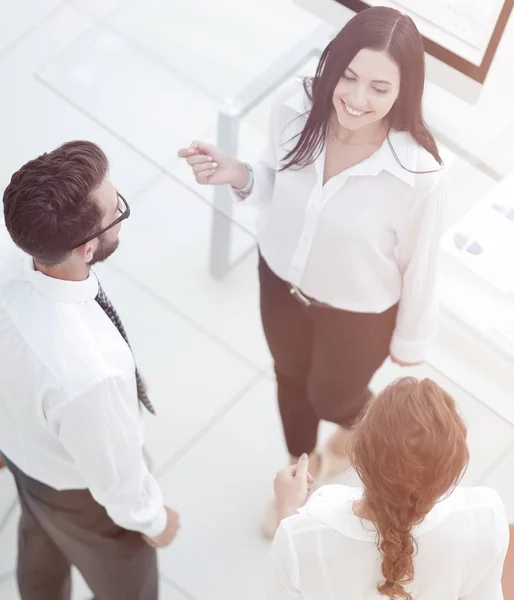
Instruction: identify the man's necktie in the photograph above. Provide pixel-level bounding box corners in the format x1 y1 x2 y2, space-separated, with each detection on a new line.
95 283 156 415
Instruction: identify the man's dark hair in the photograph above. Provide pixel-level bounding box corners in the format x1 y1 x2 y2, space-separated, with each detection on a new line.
3 140 109 266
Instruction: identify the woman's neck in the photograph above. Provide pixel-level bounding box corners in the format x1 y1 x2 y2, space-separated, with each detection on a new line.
330 113 388 146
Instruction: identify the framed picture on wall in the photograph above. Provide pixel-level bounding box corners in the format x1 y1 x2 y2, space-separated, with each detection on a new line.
332 0 513 84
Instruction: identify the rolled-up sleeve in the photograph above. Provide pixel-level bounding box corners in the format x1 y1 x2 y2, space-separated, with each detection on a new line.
390 177 446 364
54 377 166 537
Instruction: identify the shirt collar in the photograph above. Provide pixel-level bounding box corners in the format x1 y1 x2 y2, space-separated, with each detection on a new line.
299 485 458 542
376 131 417 186
284 87 418 187
24 256 99 303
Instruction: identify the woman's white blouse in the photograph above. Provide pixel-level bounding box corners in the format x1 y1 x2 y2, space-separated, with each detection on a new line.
267 485 509 600
240 79 446 363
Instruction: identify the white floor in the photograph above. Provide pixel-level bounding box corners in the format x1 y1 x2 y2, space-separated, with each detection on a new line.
1 1 514 599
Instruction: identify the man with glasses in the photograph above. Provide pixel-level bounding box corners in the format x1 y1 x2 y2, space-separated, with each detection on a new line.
0 141 179 600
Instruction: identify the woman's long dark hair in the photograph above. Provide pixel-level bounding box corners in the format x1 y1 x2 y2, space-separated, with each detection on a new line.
281 6 442 172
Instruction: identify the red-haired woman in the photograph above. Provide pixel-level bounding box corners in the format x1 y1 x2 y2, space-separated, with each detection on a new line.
269 378 509 600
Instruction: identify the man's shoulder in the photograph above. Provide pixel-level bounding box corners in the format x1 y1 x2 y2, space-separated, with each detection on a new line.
0 283 128 398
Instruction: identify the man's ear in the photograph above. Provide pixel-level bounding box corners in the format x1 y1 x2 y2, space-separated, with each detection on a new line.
74 241 95 263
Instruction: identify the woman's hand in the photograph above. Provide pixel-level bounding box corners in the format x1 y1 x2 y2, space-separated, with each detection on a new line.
274 454 313 520
390 355 422 367
177 141 249 188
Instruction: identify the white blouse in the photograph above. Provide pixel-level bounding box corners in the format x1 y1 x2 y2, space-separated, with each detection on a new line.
241 78 446 363
268 485 509 600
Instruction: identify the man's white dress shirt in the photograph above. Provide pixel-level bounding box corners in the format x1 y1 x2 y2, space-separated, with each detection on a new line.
0 255 166 537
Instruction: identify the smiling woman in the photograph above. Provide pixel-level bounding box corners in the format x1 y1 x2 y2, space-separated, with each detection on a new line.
178 4 448 548
331 52 398 134
281 5 442 171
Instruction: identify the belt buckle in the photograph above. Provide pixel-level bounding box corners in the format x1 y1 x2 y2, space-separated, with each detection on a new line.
290 286 311 307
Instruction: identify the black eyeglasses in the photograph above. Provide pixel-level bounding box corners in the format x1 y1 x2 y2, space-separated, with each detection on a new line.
72 192 130 250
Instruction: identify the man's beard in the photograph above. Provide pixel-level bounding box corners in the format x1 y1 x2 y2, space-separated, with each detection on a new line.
89 235 119 265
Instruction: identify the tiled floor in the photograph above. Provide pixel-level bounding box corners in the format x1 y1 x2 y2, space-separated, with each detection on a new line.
1 1 514 599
